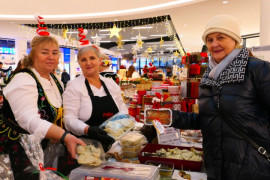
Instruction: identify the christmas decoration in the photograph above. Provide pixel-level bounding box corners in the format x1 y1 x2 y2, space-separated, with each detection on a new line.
136 33 144 48
110 24 122 38
78 28 89 45
34 15 50 36
62 28 68 39
159 36 164 47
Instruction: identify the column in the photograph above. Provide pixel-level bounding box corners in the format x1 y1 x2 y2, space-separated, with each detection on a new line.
69 49 78 80
15 38 27 64
260 0 270 46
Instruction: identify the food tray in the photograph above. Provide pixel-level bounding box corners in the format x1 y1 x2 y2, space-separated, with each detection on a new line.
138 144 203 171
69 161 160 180
76 138 105 167
144 108 172 126
99 113 136 140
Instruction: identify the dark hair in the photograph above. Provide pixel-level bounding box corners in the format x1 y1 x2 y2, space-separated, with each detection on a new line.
0 62 3 65
127 65 135 78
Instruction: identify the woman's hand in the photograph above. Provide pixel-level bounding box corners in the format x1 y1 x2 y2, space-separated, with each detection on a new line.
64 133 86 159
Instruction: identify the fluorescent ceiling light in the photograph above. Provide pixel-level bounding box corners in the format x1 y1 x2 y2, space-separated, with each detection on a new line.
162 44 175 47
131 36 147 40
0 0 193 19
222 1 228 3
122 39 135 42
145 50 155 52
166 48 178 50
133 26 153 30
99 29 110 32
99 33 110 36
150 34 167 37
117 49 126 51
66 31 78 34
99 40 111 43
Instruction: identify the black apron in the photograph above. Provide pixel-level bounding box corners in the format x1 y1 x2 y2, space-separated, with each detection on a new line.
58 79 119 176
84 79 119 126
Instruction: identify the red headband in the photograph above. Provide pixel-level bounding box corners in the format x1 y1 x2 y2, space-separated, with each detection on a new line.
91 44 100 52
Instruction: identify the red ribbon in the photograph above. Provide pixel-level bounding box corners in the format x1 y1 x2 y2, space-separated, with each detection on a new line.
36 16 50 36
78 28 89 45
39 163 56 171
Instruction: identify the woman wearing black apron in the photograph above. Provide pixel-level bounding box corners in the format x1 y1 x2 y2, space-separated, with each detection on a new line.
59 45 128 175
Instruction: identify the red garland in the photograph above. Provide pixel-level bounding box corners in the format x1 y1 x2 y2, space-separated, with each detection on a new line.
78 28 89 45
35 16 50 36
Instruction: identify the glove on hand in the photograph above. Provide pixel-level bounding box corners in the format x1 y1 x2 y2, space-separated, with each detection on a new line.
87 126 115 152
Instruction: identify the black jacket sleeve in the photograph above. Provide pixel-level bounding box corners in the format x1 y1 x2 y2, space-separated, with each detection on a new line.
171 110 200 130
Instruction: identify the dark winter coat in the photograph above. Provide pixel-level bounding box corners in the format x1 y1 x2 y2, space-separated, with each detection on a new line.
172 47 270 180
61 71 70 85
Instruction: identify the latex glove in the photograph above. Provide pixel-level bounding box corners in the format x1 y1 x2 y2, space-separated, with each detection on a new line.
88 126 115 152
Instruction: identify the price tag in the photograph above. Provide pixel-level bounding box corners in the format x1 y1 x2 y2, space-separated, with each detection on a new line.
152 120 165 134
157 127 181 146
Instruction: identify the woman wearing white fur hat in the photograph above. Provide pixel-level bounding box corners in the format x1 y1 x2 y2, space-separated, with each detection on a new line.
172 15 270 179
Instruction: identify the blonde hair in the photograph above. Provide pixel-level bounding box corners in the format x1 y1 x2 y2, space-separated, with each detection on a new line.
22 36 59 68
77 45 101 61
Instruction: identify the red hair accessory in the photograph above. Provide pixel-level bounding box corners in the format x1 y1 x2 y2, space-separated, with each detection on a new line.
78 28 89 45
34 15 50 36
91 44 100 52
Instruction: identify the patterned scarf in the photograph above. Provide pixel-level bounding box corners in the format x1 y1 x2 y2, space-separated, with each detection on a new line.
200 47 249 88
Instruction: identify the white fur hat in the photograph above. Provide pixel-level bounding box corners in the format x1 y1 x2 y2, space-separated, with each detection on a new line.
202 15 241 44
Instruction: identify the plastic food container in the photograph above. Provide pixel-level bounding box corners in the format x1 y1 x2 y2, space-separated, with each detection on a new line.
76 138 105 167
145 160 174 177
138 144 203 171
69 161 160 180
122 142 144 153
144 108 172 126
99 113 136 140
120 132 146 146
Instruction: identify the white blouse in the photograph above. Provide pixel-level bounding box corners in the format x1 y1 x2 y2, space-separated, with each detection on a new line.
3 68 63 140
63 75 128 136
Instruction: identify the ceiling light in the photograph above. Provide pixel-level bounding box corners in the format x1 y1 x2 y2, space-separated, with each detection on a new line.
150 34 167 37
66 31 78 34
99 29 110 32
166 48 178 50
132 26 153 30
222 1 228 3
0 0 193 19
122 39 135 42
162 44 175 47
118 49 126 51
131 36 147 40
183 24 188 27
99 41 111 43
99 33 110 36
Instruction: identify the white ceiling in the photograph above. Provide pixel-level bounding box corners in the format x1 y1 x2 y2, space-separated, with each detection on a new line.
0 0 261 54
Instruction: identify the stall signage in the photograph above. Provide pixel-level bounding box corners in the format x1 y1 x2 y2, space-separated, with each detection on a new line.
157 127 181 146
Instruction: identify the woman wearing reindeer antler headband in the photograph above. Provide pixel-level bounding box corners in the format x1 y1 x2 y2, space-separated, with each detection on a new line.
0 35 86 179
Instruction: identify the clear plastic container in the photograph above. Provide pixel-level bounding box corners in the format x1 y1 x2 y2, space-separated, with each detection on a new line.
120 132 146 146
69 161 160 180
99 113 136 140
122 142 144 153
76 138 105 167
144 108 172 126
122 148 142 158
